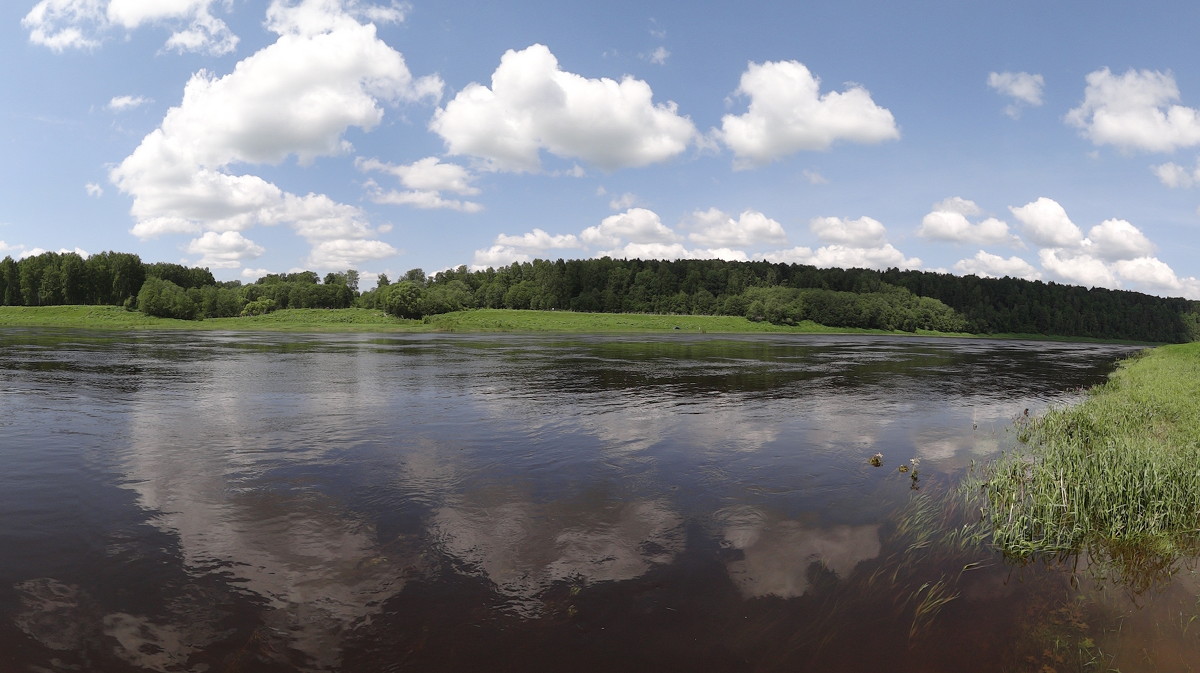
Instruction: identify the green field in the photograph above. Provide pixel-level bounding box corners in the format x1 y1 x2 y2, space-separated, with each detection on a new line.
0 305 971 336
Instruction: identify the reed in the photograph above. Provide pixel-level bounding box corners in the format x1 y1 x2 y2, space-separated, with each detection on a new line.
968 342 1200 585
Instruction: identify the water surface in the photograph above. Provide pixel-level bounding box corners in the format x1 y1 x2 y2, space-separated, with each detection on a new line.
4 330 1183 672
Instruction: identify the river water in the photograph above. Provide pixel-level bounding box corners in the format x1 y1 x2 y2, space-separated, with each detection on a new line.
2 329 1191 672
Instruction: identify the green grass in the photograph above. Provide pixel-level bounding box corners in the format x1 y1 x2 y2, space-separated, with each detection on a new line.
0 305 964 335
0 305 419 332
968 342 1200 585
419 309 909 334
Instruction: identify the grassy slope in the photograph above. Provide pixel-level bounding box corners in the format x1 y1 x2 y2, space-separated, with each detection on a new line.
972 342 1200 571
0 305 969 336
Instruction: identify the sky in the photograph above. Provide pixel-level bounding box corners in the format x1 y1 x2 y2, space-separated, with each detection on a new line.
5 0 1200 297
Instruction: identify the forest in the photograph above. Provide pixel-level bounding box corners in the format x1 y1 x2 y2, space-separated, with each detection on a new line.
3 250 1198 343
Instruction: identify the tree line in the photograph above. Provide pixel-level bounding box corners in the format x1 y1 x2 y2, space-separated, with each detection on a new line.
3 250 1198 342
364 258 1199 343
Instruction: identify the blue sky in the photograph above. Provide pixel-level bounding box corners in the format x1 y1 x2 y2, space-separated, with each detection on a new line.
5 0 1200 297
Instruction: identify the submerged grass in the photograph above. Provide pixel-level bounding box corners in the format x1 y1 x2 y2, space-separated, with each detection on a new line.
968 342 1200 586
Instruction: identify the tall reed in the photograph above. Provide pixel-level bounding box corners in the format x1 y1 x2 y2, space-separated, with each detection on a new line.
969 342 1200 585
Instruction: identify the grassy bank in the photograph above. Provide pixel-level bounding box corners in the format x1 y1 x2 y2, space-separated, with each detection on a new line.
969 342 1200 583
0 305 972 336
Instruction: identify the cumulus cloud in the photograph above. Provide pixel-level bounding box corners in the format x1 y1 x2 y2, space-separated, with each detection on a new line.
988 71 1044 118
718 60 899 167
1065 68 1200 152
1152 160 1200 188
581 207 679 248
307 238 398 269
185 231 265 269
809 215 887 247
1001 196 1193 295
685 208 787 248
1009 197 1084 248
1038 248 1116 288
85 182 104 197
1085 218 1155 261
598 242 748 262
953 251 1040 280
753 214 918 270
358 157 483 213
918 197 1015 245
760 243 919 270
110 0 441 269
471 228 584 269
431 44 696 172
23 0 238 54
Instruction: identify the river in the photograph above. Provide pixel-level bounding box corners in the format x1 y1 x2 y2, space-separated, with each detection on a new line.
3 329 1190 672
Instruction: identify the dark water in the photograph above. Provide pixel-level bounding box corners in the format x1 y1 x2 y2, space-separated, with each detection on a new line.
2 329 1188 672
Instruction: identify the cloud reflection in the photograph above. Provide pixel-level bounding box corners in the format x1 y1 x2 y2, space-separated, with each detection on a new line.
718 506 882 598
433 497 683 615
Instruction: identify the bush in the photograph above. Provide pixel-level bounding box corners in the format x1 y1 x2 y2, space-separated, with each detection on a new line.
137 278 198 320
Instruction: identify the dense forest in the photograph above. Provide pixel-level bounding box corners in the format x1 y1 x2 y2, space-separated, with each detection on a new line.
3 250 1198 343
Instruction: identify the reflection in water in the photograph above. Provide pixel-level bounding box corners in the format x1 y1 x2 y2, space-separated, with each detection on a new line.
0 330 1158 672
433 497 683 615
718 506 881 598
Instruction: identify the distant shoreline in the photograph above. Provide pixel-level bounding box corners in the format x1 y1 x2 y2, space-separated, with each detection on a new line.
0 305 1159 344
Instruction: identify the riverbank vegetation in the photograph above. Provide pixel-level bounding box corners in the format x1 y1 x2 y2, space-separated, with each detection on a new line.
968 342 1200 586
3 250 1198 341
0 305 950 335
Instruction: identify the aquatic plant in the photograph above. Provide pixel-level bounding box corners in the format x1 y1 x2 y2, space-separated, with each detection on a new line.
968 343 1200 588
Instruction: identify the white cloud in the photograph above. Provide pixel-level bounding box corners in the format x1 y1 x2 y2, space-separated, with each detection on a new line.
1066 68 1200 152
809 215 887 247
1009 197 1084 248
1109 257 1200 297
470 227 584 269
1084 218 1155 261
988 71 1044 118
23 0 238 55
241 267 270 280
185 231 265 269
471 245 533 269
494 228 582 250
85 182 104 197
367 188 484 213
718 60 899 167
108 95 152 112
1152 160 1200 188
17 246 91 260
307 238 398 269
1038 249 1116 288
918 197 1015 245
761 244 919 270
685 208 787 248
358 157 477 195
598 242 748 262
953 251 1041 280
580 207 679 248
800 169 828 185
358 156 483 212
608 192 639 210
110 2 440 265
22 0 108 51
645 46 669 65
431 44 696 172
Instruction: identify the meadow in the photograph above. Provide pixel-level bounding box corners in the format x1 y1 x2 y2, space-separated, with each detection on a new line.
0 305 967 335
